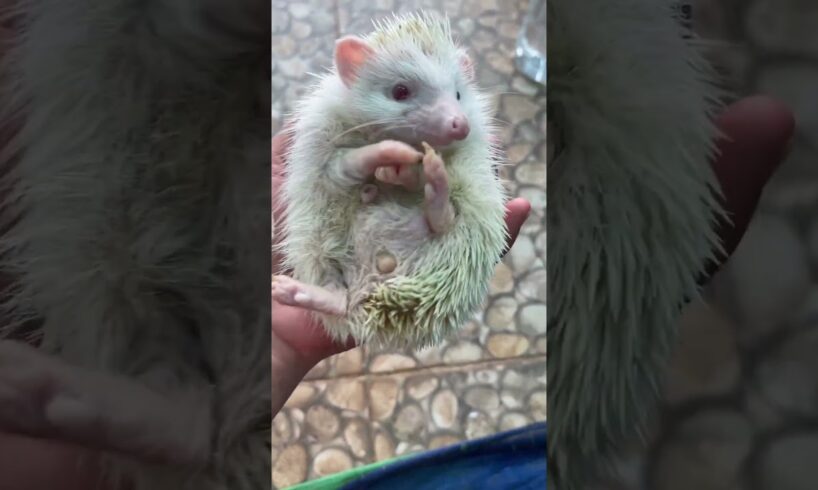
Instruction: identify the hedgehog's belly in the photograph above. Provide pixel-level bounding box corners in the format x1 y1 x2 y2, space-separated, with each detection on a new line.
344 199 429 307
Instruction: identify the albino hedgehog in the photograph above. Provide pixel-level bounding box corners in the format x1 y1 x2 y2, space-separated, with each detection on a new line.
274 12 508 348
547 0 725 487
0 1 270 489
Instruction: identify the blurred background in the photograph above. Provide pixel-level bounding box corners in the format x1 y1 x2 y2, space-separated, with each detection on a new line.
271 0 546 487
599 1 818 489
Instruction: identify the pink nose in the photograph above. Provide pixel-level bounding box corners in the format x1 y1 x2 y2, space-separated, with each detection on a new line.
447 116 470 141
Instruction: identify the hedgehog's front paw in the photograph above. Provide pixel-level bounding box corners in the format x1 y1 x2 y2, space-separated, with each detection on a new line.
272 275 347 316
343 140 423 182
421 142 455 234
374 163 422 191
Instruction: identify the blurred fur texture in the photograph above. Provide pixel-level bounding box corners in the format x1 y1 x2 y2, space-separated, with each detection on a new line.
0 1 271 489
547 0 725 487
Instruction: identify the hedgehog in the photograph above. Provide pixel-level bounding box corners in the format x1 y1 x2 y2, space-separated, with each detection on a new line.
273 11 508 349
0 1 271 489
547 0 725 487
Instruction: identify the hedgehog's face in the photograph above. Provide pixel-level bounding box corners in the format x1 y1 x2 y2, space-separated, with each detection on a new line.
334 34 476 149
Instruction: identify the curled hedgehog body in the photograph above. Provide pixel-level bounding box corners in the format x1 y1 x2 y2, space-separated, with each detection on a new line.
278 12 507 348
548 0 724 487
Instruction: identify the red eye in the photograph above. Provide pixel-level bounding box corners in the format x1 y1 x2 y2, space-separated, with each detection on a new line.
392 84 411 101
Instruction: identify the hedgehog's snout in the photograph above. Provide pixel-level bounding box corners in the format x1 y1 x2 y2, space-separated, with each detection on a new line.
447 115 470 141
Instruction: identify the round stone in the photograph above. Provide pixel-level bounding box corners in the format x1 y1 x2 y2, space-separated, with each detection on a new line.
499 412 532 432
534 335 547 354
406 376 439 400
487 333 530 358
464 386 501 412
272 444 308 488
279 57 309 79
369 379 400 420
326 380 366 412
485 296 518 329
288 2 311 19
457 18 476 37
490 262 515 294
394 404 425 439
519 303 547 335
503 94 540 124
374 430 395 460
528 391 547 421
752 327 818 418
305 405 340 441
760 433 818 490
430 433 461 449
371 354 417 373
502 370 526 388
474 369 499 385
313 448 353 477
650 410 752 490
516 162 546 187
291 21 313 40
271 35 297 58
272 412 292 444
431 390 460 429
465 411 495 439
663 299 740 404
334 348 363 375
518 268 547 302
344 419 369 459
506 143 533 165
506 235 537 272
285 383 318 408
501 389 525 409
443 341 483 364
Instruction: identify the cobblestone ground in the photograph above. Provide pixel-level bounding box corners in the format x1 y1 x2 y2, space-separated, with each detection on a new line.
595 1 818 489
271 1 546 487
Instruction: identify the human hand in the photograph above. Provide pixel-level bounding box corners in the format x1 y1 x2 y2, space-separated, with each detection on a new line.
271 124 532 414
703 95 795 279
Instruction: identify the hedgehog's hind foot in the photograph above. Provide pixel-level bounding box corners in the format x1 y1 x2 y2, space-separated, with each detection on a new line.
272 275 347 316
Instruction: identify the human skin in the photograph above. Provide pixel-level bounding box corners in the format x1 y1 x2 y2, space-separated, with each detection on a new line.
0 95 795 489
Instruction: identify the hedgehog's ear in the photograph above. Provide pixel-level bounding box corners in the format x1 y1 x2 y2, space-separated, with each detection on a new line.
335 36 374 87
459 51 475 81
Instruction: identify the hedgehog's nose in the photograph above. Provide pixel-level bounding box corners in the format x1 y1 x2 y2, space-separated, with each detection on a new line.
448 116 470 141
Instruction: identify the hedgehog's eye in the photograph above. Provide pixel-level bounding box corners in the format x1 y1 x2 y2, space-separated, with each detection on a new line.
392 84 411 101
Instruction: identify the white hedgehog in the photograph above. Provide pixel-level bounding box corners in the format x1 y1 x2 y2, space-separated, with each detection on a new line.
274 11 508 349
547 0 724 487
0 1 271 489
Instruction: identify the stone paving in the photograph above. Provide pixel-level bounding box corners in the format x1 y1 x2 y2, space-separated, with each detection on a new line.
593 1 818 489
271 0 546 487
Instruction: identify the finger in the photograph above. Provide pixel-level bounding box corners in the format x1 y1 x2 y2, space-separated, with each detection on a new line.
705 95 795 277
272 302 354 362
501 198 532 258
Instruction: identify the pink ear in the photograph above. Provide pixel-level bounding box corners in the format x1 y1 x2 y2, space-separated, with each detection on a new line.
335 36 374 87
459 51 475 81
